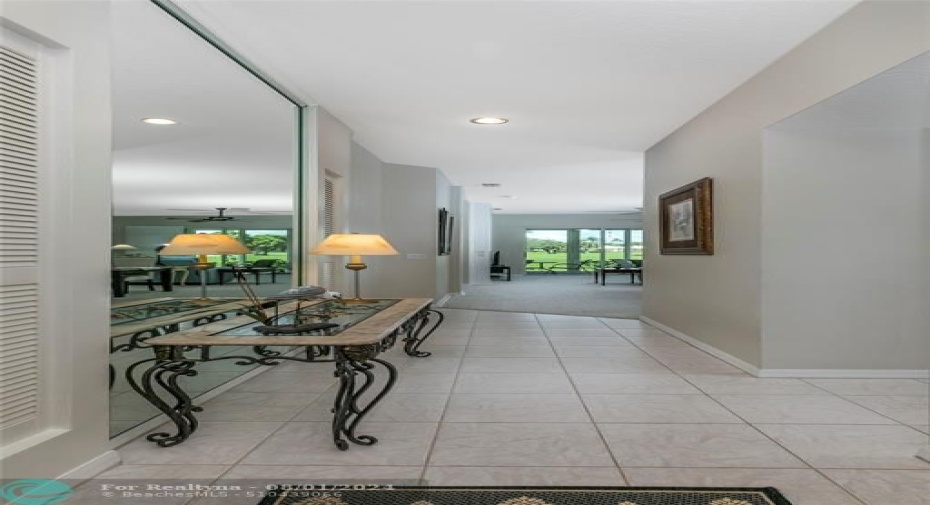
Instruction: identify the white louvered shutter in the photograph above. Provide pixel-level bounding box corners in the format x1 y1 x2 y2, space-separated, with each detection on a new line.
0 45 41 441
319 177 335 287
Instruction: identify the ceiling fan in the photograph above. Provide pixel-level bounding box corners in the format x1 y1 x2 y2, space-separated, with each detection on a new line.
165 207 291 222
166 207 236 222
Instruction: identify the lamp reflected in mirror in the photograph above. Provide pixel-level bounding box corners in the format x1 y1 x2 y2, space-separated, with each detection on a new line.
160 233 250 299
111 243 137 257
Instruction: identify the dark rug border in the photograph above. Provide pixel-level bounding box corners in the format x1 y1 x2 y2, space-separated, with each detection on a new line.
258 485 793 505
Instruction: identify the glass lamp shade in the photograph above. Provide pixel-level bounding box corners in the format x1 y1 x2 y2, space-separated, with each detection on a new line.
310 234 398 256
159 234 250 260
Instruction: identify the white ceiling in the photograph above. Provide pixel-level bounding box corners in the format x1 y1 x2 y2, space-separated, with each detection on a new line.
114 0 857 216
111 0 295 216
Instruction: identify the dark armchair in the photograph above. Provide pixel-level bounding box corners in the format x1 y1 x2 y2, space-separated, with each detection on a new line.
490 251 511 281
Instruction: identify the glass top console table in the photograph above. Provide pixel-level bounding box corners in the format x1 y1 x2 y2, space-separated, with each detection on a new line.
127 298 442 450
110 297 259 390
111 297 251 340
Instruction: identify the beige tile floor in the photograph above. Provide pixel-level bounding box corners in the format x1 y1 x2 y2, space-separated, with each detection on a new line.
81 309 928 505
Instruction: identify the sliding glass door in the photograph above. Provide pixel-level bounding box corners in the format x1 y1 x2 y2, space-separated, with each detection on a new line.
525 230 568 271
525 227 643 273
193 228 291 269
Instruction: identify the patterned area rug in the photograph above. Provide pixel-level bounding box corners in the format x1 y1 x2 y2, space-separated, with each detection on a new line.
257 486 793 505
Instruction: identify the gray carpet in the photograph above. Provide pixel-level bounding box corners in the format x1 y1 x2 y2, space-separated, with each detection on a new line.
440 273 641 318
117 272 642 319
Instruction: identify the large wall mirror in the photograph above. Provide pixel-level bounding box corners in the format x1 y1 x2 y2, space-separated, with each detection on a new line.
109 0 299 438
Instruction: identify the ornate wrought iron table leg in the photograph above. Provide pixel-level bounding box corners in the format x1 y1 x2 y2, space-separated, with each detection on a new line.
331 345 397 450
125 347 203 447
403 308 444 357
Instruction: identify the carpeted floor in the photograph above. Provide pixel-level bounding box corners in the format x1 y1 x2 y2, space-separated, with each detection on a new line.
440 273 641 319
117 272 641 319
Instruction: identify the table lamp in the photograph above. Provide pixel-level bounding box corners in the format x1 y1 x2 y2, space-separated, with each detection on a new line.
310 233 398 301
159 233 250 299
111 244 137 256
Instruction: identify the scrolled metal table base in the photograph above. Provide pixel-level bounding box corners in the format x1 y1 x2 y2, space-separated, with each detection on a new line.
126 305 441 449
331 345 397 450
402 308 444 357
127 344 399 450
125 354 203 448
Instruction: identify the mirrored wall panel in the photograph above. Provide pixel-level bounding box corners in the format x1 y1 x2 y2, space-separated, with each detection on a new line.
109 0 297 437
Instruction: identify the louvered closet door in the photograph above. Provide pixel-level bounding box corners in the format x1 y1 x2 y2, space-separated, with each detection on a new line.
0 45 41 442
319 177 336 288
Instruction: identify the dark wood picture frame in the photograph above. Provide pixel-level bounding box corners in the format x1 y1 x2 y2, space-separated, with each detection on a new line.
659 177 714 255
438 208 453 256
445 214 454 256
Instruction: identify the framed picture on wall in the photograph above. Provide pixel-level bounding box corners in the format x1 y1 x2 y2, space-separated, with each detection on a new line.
659 177 714 255
438 208 451 255
445 214 454 255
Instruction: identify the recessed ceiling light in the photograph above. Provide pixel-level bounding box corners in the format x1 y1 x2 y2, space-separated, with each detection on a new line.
481 183 501 187
141 118 177 125
470 117 509 125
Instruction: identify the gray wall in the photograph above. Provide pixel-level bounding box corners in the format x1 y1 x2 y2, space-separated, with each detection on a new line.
493 214 644 276
435 170 453 298
372 163 460 299
341 141 387 294
643 0 930 370
468 202 493 284
315 117 463 300
346 142 385 234
311 108 354 288
448 186 465 294
762 127 926 370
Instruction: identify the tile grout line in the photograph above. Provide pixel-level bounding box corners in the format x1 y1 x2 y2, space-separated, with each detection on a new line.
595 324 869 497
540 314 630 486
171 371 337 505
417 309 476 483
672 374 871 505
217 381 338 476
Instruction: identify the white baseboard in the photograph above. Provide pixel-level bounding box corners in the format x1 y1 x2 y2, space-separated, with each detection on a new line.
639 316 929 379
757 369 929 379
639 316 761 376
917 446 930 463
57 450 120 481
435 294 452 307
